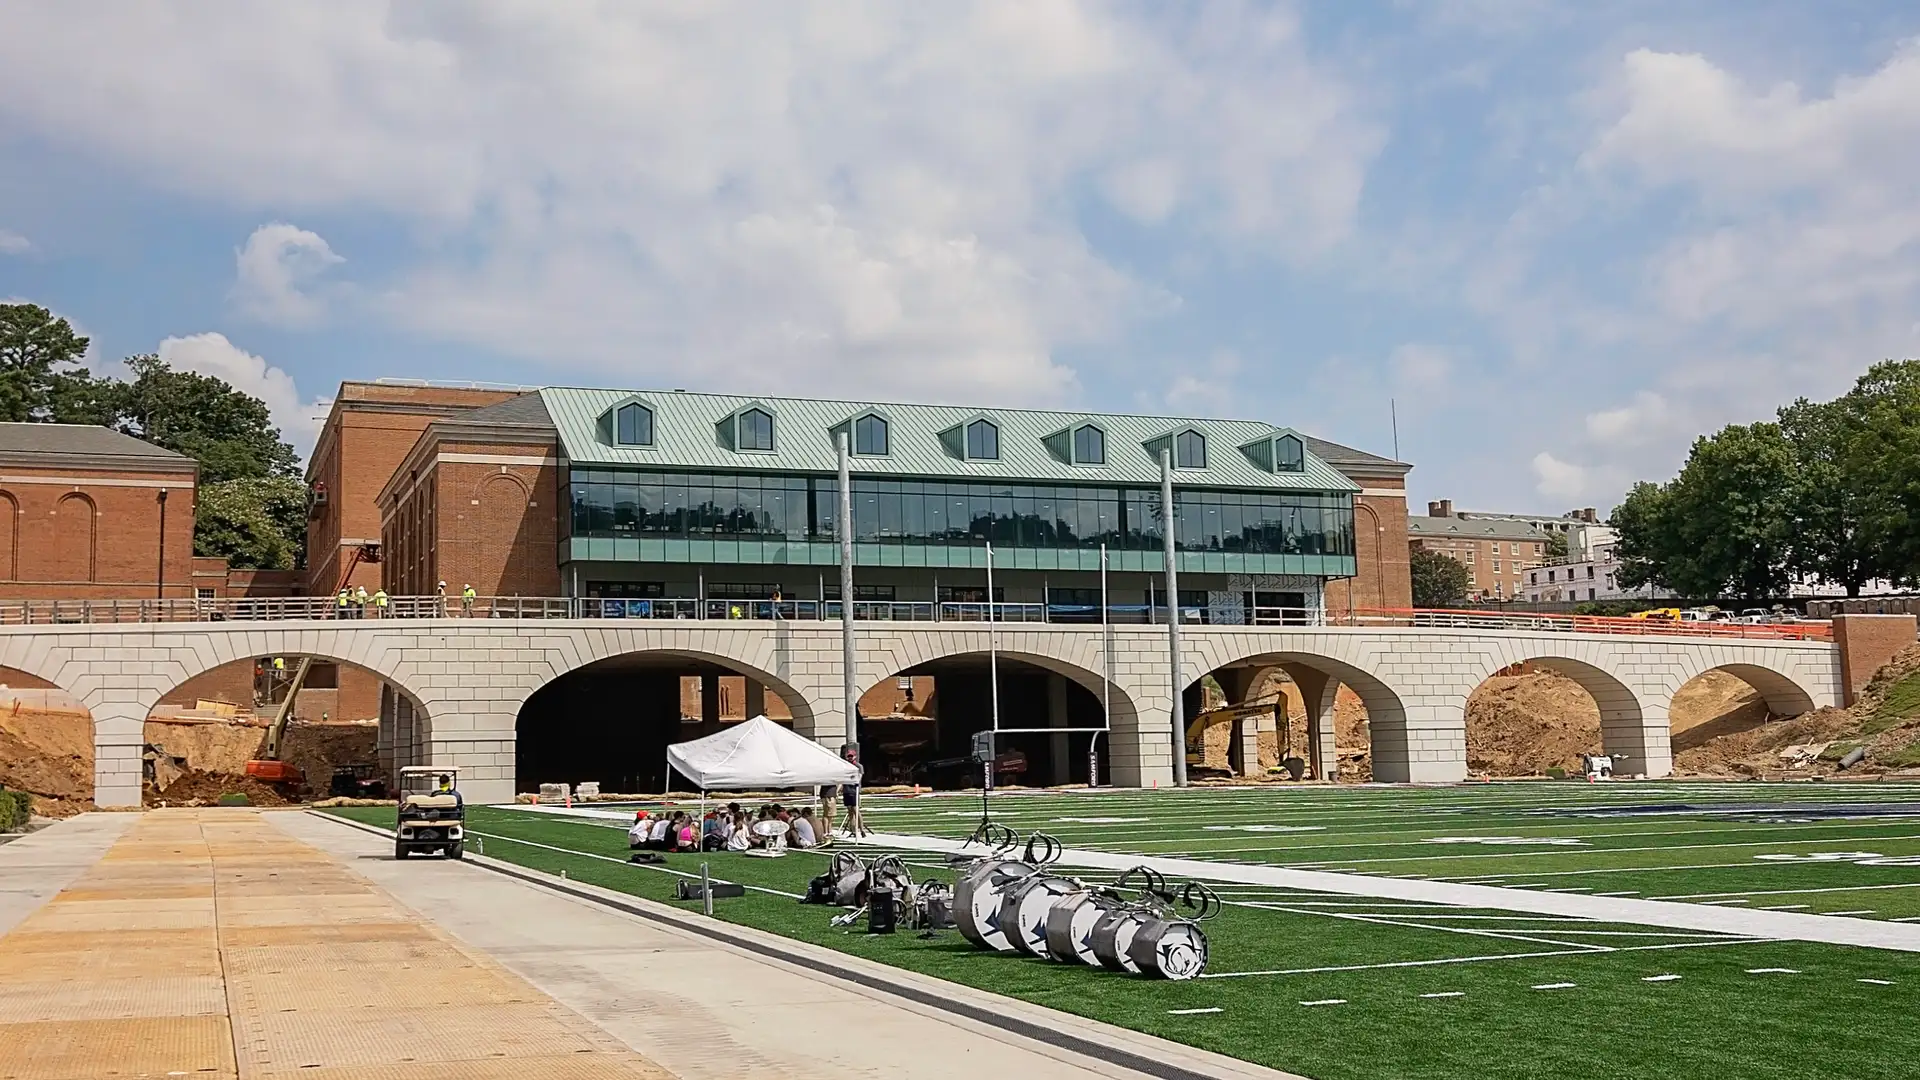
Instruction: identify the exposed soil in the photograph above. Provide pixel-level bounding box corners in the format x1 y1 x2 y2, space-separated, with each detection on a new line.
150 770 297 807
0 690 94 815
1673 644 1920 779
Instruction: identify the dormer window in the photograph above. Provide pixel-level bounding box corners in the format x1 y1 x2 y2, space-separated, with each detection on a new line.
1275 433 1304 472
738 408 774 452
1072 424 1106 465
854 413 889 456
1175 429 1207 469
965 419 1000 461
615 402 654 446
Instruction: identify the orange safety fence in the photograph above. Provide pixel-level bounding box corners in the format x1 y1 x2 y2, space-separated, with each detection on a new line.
1331 607 1833 642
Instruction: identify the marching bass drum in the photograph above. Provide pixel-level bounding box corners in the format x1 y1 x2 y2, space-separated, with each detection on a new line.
1088 907 1155 973
998 875 1078 958
953 859 1032 951
1126 918 1210 980
1044 890 1117 965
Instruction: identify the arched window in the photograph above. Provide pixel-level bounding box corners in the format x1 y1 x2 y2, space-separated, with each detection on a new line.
615 403 653 446
1275 434 1304 472
1175 430 1207 469
965 419 999 461
738 408 774 452
1072 425 1105 465
854 414 889 456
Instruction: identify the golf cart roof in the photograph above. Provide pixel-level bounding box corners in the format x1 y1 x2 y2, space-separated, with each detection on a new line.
399 766 458 775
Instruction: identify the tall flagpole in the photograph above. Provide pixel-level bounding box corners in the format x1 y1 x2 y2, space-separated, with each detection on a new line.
986 540 999 791
838 433 858 753
1161 450 1187 787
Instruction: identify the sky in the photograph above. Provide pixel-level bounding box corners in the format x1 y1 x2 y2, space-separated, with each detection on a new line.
2 1 1917 515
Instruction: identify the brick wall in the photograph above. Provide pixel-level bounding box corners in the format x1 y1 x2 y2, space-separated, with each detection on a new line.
0 464 199 600
1833 614 1919 707
1325 481 1411 614
306 382 519 596
382 436 560 598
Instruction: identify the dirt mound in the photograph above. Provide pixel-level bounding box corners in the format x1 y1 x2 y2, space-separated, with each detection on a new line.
150 771 296 807
1464 671 1600 776
0 690 94 813
1677 644 1920 778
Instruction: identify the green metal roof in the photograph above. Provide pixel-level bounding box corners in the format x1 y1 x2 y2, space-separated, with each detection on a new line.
539 387 1358 492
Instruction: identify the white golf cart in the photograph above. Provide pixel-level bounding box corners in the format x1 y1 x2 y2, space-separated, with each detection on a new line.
394 766 465 859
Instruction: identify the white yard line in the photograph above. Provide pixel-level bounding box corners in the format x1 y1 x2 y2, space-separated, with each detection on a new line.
1651 882 1920 901
862 832 1920 953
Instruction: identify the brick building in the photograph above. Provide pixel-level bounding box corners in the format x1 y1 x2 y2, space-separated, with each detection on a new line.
0 423 199 600
1407 500 1548 600
1314 438 1412 616
304 381 525 598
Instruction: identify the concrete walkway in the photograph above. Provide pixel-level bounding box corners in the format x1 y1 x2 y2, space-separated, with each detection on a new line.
285 810 1301 1080
0 813 136 937
864 831 1920 953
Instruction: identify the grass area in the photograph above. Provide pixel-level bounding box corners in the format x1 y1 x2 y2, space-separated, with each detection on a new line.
1869 671 1920 733
329 781 1920 1080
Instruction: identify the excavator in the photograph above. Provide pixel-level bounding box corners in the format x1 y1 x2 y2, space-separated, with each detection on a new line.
244 656 312 786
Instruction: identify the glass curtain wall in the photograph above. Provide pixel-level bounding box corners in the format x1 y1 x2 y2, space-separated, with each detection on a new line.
565 469 1354 556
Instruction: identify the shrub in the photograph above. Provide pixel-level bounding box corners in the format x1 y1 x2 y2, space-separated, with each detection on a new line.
217 793 251 807
0 788 30 831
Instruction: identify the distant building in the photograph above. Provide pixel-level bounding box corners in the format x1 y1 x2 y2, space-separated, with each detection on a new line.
1520 531 1674 603
1407 501 1550 600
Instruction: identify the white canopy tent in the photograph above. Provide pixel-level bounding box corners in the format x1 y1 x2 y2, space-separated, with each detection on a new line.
666 716 860 791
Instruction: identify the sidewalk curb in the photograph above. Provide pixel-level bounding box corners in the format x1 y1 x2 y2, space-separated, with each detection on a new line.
313 810 1300 1080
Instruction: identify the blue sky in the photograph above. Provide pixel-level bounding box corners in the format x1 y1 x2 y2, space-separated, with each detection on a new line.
3 2 1917 514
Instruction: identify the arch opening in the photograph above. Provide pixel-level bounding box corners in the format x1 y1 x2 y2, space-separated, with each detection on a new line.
1670 664 1817 773
1188 653 1406 782
0 665 93 815
1463 657 1645 778
516 651 813 795
854 652 1126 789
147 653 405 805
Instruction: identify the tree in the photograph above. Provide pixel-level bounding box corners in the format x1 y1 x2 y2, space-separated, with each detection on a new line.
1410 547 1471 608
1611 423 1796 599
114 354 299 483
0 302 92 422
1543 531 1568 559
1829 360 1920 587
1777 394 1886 596
193 477 309 570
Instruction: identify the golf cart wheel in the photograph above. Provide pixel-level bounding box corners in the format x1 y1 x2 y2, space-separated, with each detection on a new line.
446 842 464 860
394 842 407 859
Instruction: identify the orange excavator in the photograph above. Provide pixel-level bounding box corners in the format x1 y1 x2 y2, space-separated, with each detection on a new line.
245 656 312 785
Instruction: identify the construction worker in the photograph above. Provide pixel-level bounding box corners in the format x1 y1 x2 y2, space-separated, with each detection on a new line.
372 588 389 617
436 580 448 617
354 585 370 618
461 583 476 615
336 588 351 620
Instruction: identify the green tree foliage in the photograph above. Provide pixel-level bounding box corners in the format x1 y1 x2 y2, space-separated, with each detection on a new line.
193 477 309 570
1410 547 1472 608
1830 360 1920 588
116 354 300 483
0 302 92 422
1777 395 1886 596
1611 423 1795 600
1543 531 1568 559
0 303 306 568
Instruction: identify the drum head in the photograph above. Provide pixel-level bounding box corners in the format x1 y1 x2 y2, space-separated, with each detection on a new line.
954 859 1030 951
1045 892 1112 965
1090 909 1149 973
1000 876 1076 958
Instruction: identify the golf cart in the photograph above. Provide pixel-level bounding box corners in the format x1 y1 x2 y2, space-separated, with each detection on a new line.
394 766 465 859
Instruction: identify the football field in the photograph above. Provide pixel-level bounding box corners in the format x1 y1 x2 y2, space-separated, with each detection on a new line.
331 781 1920 1079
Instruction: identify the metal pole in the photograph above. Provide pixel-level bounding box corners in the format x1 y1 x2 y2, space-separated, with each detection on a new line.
838 433 859 753
1161 450 1186 787
986 541 998 791
156 489 168 600
1095 543 1109 787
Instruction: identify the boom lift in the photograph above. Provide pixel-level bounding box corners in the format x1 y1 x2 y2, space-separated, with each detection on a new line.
244 656 312 785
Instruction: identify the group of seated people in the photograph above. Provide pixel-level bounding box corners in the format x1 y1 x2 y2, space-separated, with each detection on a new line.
627 802 825 853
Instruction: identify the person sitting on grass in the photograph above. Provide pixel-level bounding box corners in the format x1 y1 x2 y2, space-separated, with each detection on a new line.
726 811 752 851
702 810 730 851
627 811 652 850
675 814 698 852
646 812 675 851
788 807 818 849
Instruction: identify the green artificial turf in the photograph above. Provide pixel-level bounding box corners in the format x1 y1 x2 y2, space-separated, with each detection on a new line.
327 787 1920 1080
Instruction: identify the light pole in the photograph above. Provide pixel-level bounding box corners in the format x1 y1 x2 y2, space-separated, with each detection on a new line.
837 433 858 754
156 488 169 600
985 541 998 792
1161 451 1186 787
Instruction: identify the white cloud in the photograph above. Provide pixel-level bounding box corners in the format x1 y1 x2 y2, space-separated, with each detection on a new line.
1530 451 1614 502
1163 348 1244 417
230 223 344 328
0 229 28 255
0 3 1381 405
155 333 325 456
1388 343 1453 390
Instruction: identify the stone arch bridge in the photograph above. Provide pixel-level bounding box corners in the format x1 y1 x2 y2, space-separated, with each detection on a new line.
0 615 1863 807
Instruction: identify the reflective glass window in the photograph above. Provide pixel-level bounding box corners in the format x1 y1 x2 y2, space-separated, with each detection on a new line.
1176 430 1207 469
615 403 653 446
854 414 889 456
966 419 999 460
1275 434 1304 472
738 408 774 451
1073 425 1105 465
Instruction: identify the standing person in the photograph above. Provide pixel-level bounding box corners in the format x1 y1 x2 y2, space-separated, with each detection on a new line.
372 588 389 618
336 588 351 620
769 587 783 620
436 580 448 616
354 585 370 619
840 743 870 838
461 583 477 616
817 784 837 844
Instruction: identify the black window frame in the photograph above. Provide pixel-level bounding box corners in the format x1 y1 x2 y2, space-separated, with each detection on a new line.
1175 430 1207 470
737 408 775 452
965 419 1000 461
1072 424 1106 465
614 402 654 447
853 414 889 456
